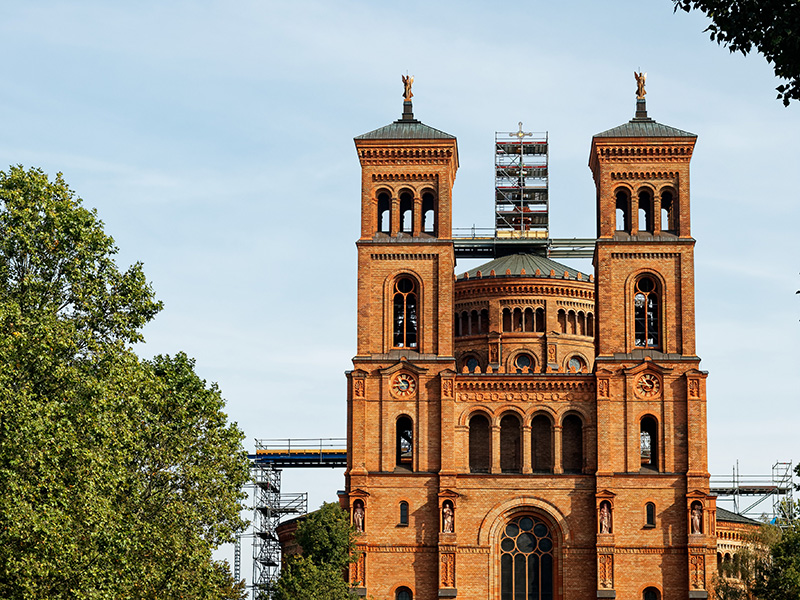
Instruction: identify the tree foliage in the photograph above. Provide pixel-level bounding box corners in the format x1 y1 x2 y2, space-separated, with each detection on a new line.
273 502 359 600
0 166 249 599
673 1 800 105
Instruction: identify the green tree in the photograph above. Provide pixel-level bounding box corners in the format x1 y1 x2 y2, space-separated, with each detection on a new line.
0 165 249 599
673 1 800 105
273 502 359 600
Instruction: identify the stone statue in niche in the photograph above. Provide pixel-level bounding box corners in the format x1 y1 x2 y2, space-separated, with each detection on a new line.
353 501 365 532
442 502 454 533
691 503 703 534
599 502 612 534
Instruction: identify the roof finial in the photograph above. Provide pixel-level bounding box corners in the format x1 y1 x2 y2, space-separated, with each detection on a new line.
402 74 414 101
634 70 648 119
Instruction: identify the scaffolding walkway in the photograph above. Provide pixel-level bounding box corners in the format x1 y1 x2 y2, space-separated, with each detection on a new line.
710 461 794 522
243 438 346 600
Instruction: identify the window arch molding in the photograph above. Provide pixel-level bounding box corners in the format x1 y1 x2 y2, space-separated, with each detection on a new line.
458 405 495 428
506 349 537 374
614 185 633 232
626 269 666 351
393 585 414 600
638 413 660 472
564 353 589 373
386 271 423 351
460 353 482 374
482 504 566 599
640 584 662 600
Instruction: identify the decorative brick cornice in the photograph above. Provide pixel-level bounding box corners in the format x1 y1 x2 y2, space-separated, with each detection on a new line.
455 378 595 402
611 171 679 180
610 252 681 260
371 253 438 261
597 145 693 158
372 173 439 183
455 282 594 301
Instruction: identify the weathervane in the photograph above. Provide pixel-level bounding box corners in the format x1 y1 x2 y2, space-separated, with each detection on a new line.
402 74 414 101
634 71 647 99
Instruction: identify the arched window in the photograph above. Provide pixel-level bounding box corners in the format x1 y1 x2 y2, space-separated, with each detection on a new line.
587 313 594 337
502 308 512 332
638 189 653 232
393 277 418 348
616 189 630 231
469 414 491 473
513 308 523 332
500 414 521 473
562 415 583 473
480 309 490 334
578 311 586 336
661 190 675 233
422 191 436 234
396 587 413 600
523 307 534 332
459 311 468 337
643 587 660 600
399 501 409 526
567 355 586 373
535 307 545 332
531 415 553 473
645 502 656 527
470 310 479 335
463 355 479 374
377 191 391 233
396 416 413 469
399 191 413 233
567 310 577 334
634 276 659 348
500 515 554 600
640 416 658 471
557 309 567 333
513 353 534 374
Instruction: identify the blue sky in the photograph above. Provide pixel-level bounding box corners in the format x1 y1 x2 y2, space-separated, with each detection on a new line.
2 0 799 572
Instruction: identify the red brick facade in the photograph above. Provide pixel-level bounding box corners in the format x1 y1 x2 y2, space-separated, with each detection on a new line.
345 98 715 599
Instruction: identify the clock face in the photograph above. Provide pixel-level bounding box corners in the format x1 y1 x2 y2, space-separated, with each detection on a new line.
636 373 660 397
392 373 416 397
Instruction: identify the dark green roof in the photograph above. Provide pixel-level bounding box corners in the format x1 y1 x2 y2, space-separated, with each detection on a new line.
459 253 591 282
716 507 761 525
594 98 695 139
594 117 696 139
355 119 455 140
356 101 455 140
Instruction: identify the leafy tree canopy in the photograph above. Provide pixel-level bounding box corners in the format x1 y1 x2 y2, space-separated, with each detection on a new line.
0 166 249 599
273 502 359 600
673 0 800 105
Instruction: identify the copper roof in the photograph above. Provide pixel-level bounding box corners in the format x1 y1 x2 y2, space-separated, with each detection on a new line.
459 252 591 282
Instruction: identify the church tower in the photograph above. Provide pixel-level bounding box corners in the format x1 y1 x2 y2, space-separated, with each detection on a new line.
344 78 715 600
346 86 460 598
589 80 715 598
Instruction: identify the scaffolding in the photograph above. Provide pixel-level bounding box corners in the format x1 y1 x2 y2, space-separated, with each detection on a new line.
494 123 549 239
244 439 346 599
710 461 794 523
250 464 307 599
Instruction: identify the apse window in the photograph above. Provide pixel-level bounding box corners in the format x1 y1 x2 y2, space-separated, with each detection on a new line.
634 276 659 348
513 353 533 373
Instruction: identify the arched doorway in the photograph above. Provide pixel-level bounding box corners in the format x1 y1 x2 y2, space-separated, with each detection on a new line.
499 515 554 600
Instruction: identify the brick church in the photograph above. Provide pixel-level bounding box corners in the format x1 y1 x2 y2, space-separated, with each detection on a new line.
344 79 717 600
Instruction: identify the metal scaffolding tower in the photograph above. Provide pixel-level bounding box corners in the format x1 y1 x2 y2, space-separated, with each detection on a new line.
244 439 346 599
251 464 307 599
494 123 549 239
710 461 794 523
